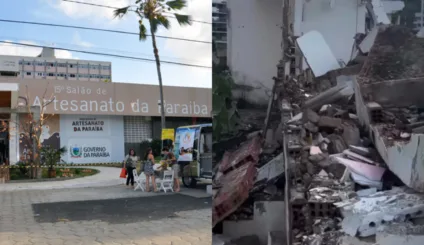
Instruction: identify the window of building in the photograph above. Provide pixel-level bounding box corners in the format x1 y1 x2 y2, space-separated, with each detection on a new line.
69 74 76 78
46 62 55 67
25 61 32 66
36 72 43 77
57 63 67 68
79 64 88 69
69 64 75 68
36 62 44 66
90 65 99 69
102 66 110 70
18 61 23 65
48 73 55 77
26 72 32 76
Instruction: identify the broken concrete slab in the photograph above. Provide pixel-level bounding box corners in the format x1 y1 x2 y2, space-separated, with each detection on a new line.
356 187 377 197
327 134 348 154
376 222 424 245
331 157 385 182
372 130 424 192
291 187 307 204
342 124 361 146
318 116 343 129
306 161 320 175
304 82 354 111
339 235 376 245
304 121 319 133
343 150 376 165
335 187 424 237
304 108 320 124
256 153 285 184
312 218 337 234
348 145 373 157
350 172 383 189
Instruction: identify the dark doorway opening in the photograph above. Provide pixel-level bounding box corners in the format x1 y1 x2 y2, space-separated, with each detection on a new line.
0 114 9 165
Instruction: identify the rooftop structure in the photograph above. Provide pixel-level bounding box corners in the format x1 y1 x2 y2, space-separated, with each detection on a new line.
0 48 112 82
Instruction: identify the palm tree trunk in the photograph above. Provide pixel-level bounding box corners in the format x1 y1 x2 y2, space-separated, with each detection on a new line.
149 22 166 130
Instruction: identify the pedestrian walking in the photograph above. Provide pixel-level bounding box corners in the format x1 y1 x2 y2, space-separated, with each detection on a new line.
144 148 158 192
124 149 137 188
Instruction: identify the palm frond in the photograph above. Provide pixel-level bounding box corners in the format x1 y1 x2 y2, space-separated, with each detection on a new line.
150 18 160 33
113 6 130 19
139 21 148 40
166 0 187 10
174 13 192 25
157 14 171 29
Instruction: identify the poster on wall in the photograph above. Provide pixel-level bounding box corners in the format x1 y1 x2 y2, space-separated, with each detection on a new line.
18 114 60 162
67 138 112 164
174 127 196 162
161 128 175 151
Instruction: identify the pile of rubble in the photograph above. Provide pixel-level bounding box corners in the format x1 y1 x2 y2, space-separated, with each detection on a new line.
213 25 424 245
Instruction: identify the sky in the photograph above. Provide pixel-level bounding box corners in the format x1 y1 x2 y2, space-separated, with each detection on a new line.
0 0 212 88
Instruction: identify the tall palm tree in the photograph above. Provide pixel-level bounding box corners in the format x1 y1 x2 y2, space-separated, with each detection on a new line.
114 0 192 130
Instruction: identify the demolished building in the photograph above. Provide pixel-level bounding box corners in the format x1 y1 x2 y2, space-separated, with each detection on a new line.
212 0 424 244
355 25 424 192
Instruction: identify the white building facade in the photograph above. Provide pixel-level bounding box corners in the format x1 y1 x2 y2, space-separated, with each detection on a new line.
0 48 112 82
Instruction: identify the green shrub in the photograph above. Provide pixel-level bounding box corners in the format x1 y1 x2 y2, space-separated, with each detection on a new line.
140 140 151 159
74 168 82 175
150 139 162 156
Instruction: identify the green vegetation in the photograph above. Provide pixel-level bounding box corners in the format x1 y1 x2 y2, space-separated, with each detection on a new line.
9 167 99 181
114 0 192 129
212 71 239 142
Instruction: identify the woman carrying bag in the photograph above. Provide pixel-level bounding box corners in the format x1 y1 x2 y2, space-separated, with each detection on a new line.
123 149 138 188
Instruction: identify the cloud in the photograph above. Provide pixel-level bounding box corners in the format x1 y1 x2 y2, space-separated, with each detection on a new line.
73 32 94 48
44 0 132 24
160 0 212 67
0 40 75 59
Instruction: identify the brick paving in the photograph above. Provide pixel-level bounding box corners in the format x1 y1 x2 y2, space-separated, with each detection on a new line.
0 186 211 245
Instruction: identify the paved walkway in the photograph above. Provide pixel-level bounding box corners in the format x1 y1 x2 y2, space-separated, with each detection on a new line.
0 186 211 245
0 167 122 192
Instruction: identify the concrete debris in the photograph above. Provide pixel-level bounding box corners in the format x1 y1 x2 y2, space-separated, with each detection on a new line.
256 153 285 185
348 145 373 158
376 222 424 245
318 116 343 130
215 24 424 245
342 124 361 146
356 188 377 197
301 231 344 245
335 187 424 237
304 109 320 124
312 218 338 234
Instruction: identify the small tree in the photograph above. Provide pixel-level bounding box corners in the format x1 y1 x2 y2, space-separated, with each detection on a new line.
114 0 192 130
14 84 55 178
40 145 67 177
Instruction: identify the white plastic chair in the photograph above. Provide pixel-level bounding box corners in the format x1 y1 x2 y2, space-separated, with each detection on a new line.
133 169 146 191
157 170 174 193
